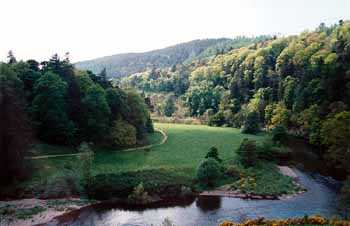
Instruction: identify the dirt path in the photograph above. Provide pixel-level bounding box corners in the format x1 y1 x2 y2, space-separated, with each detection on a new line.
122 127 167 152
30 128 167 159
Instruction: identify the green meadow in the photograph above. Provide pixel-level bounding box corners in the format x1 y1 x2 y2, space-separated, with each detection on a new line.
31 123 266 179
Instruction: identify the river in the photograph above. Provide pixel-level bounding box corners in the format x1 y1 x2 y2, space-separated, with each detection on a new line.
45 139 343 226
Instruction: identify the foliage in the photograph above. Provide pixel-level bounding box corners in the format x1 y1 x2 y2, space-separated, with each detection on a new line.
205 146 222 162
321 111 350 174
163 95 176 117
225 165 240 178
4 53 153 149
219 216 345 226
209 111 226 126
30 72 75 144
271 125 288 145
236 138 258 167
76 38 261 78
78 142 94 188
232 163 302 195
108 120 137 147
127 182 152 204
87 168 193 199
81 84 111 143
0 63 32 185
241 111 260 134
196 158 221 187
0 205 46 220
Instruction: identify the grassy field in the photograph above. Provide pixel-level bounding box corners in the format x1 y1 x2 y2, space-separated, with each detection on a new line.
31 123 266 179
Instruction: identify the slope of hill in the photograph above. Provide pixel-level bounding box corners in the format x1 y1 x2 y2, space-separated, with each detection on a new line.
75 37 269 78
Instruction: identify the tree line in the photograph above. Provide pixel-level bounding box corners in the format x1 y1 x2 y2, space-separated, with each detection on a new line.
0 53 153 185
122 21 350 176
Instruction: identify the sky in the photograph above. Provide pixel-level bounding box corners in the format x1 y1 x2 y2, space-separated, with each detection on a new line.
0 0 349 62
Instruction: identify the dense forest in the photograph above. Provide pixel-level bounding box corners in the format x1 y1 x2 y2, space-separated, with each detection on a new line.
75 36 270 78
121 21 350 176
0 53 153 185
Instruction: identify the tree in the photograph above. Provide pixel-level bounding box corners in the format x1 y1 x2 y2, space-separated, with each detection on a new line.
105 88 128 120
81 85 111 143
108 120 137 147
241 111 260 134
196 158 221 186
78 142 94 188
42 54 83 136
7 50 17 64
31 72 75 144
0 63 32 185
271 125 288 145
205 146 222 162
163 95 176 117
283 76 297 110
97 68 112 89
321 111 350 174
12 60 40 101
236 138 258 167
124 90 153 137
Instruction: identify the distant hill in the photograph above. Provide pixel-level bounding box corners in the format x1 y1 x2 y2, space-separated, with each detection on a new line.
75 37 269 78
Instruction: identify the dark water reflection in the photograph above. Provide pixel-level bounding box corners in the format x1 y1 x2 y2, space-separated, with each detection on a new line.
46 140 343 226
46 169 341 226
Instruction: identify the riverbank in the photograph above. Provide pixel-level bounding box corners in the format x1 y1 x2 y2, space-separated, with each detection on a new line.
200 165 306 200
0 198 95 226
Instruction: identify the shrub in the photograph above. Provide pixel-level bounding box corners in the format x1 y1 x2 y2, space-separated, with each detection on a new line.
205 146 222 162
256 139 276 161
271 125 288 145
127 182 152 204
163 95 176 117
225 165 240 178
40 170 82 198
208 111 225 126
78 142 94 188
241 111 260 134
236 138 258 167
108 119 137 147
87 168 192 200
196 158 221 187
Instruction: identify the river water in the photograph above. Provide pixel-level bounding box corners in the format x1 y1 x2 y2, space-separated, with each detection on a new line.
47 140 343 226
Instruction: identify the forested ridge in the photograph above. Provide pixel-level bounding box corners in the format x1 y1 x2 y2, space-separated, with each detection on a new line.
75 36 270 78
122 21 350 176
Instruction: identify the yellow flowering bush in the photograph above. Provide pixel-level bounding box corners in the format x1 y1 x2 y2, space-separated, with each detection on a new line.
330 221 350 226
220 221 235 226
232 176 257 192
218 216 350 226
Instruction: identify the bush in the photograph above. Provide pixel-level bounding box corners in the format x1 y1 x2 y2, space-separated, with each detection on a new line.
163 95 176 117
205 146 222 162
127 182 152 204
87 168 192 200
78 142 94 188
241 111 260 134
271 125 288 145
236 138 258 167
108 119 137 147
225 165 240 178
208 111 225 126
256 139 277 161
196 158 221 187
40 170 82 198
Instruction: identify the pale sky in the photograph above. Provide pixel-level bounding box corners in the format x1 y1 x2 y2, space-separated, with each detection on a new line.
0 0 349 62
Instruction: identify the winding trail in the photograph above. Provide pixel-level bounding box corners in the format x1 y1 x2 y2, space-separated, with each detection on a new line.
30 128 167 160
